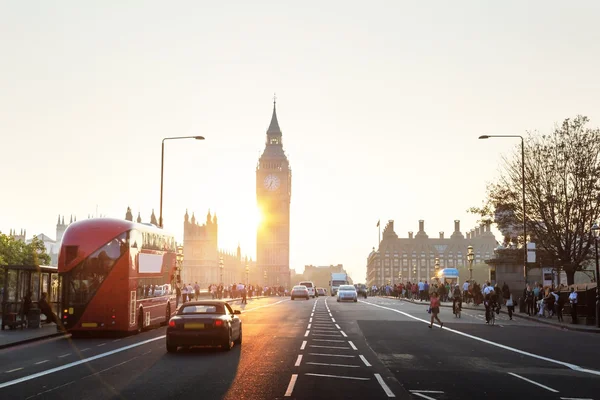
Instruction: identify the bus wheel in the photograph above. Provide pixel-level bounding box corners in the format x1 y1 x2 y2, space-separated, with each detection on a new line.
161 304 171 326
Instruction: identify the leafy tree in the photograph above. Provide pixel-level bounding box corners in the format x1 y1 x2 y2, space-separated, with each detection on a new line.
0 232 51 266
470 116 600 285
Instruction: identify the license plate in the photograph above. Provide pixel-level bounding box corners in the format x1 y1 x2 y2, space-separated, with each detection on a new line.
184 323 205 329
81 323 97 328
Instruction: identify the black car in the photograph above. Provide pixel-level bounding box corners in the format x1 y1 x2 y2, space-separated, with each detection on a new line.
355 284 368 298
166 300 242 352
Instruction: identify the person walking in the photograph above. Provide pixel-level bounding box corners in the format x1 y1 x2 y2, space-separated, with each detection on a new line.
506 293 515 320
568 287 578 324
428 292 443 329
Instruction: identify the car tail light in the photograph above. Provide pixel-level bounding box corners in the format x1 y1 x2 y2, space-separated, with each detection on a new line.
168 319 175 327
111 315 116 319
214 320 223 327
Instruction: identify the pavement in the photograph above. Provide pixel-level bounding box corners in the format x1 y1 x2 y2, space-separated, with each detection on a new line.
388 295 600 333
0 295 599 399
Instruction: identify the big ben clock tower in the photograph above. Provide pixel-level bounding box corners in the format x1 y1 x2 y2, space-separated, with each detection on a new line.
256 99 291 289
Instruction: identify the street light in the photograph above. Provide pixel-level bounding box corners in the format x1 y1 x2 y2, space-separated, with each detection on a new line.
176 248 184 284
434 258 440 284
159 136 205 228
263 270 267 286
412 266 417 281
219 256 224 284
245 264 249 286
591 223 600 327
479 134 527 282
467 245 474 282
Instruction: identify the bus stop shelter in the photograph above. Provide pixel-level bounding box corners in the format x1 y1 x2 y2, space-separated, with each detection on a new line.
1 265 61 330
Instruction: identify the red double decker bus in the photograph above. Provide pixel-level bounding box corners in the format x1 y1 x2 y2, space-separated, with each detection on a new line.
58 218 177 334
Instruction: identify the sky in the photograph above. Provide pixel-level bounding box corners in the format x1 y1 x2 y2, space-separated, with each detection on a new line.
2 1 600 282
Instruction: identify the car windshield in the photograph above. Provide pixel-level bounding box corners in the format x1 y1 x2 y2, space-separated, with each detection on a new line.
180 304 223 314
299 282 313 288
293 286 307 290
339 285 356 291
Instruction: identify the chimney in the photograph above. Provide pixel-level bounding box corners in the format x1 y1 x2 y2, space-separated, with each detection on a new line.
466 232 471 240
454 220 460 232
419 220 424 232
439 231 444 239
471 229 476 238
408 231 414 239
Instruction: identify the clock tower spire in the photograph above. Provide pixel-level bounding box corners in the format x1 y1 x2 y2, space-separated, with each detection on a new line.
256 98 292 289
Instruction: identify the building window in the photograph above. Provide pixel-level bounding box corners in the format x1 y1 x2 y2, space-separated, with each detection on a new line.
393 259 399 267
402 259 408 267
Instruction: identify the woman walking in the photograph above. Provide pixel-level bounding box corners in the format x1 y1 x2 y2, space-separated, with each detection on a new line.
428 292 443 329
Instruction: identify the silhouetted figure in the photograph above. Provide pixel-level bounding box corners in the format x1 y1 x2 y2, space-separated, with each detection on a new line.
39 292 58 324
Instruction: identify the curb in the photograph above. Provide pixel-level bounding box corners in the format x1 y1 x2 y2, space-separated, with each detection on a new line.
0 296 273 349
0 331 70 350
381 296 600 334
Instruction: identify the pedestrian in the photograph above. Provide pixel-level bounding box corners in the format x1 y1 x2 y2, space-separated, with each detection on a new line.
568 287 578 324
506 293 514 320
554 288 564 322
428 292 443 329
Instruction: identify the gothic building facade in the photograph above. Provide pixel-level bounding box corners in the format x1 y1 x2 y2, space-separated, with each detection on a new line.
256 101 292 288
366 219 498 287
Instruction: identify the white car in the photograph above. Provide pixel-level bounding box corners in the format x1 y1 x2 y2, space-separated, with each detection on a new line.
291 285 310 300
337 285 358 302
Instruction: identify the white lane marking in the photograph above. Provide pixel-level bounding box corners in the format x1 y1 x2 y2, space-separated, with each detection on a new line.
313 333 342 337
97 343 106 347
359 355 372 367
25 380 75 399
112 339 121 342
348 341 357 350
81 355 139 380
309 345 351 349
560 398 594 400
410 391 445 394
508 372 559 392
300 341 307 350
331 318 336 322
80 348 90 352
142 350 151 355
305 372 370 381
340 331 348 337
329 313 332 316
362 300 600 377
306 362 360 368
335 324 341 329
0 335 165 389
304 330 310 337
58 354 71 358
311 313 314 317
5 368 24 373
374 373 396 397
411 393 436 400
309 353 355 358
307 324 311 329
312 329 338 332
313 339 346 343
309 318 313 322
284 374 298 397
34 360 49 365
295 355 303 367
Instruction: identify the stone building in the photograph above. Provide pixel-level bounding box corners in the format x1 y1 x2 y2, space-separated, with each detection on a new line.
366 219 498 287
256 100 292 289
182 210 255 287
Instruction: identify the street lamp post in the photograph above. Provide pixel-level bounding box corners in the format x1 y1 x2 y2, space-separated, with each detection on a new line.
467 245 474 282
263 270 267 287
245 264 249 286
591 223 600 327
219 256 224 285
434 258 440 284
176 249 184 307
479 134 527 283
159 136 205 228
412 266 417 282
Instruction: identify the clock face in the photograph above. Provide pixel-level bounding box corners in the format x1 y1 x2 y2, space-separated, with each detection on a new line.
264 174 281 191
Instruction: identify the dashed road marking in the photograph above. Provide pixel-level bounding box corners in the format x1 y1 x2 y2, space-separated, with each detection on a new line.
304 330 310 337
305 372 370 381
508 372 559 392
309 345 351 349
294 355 303 366
300 341 307 350
307 324 311 329
58 354 71 358
335 324 341 329
313 339 345 343
340 331 348 337
97 343 106 347
359 355 371 367
34 360 49 365
5 368 24 373
309 353 355 358
306 362 360 368
284 374 298 397
348 341 357 350
374 373 395 397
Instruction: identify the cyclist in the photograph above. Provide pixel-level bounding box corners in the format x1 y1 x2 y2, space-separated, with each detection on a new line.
452 284 462 316
484 287 499 324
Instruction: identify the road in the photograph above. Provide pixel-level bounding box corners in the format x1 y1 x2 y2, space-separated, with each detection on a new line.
0 296 599 399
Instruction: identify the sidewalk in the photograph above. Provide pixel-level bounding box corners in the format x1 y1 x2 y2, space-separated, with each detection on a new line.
0 295 271 350
382 296 600 334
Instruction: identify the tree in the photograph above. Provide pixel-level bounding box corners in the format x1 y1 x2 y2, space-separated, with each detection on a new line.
0 232 51 266
470 116 600 285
